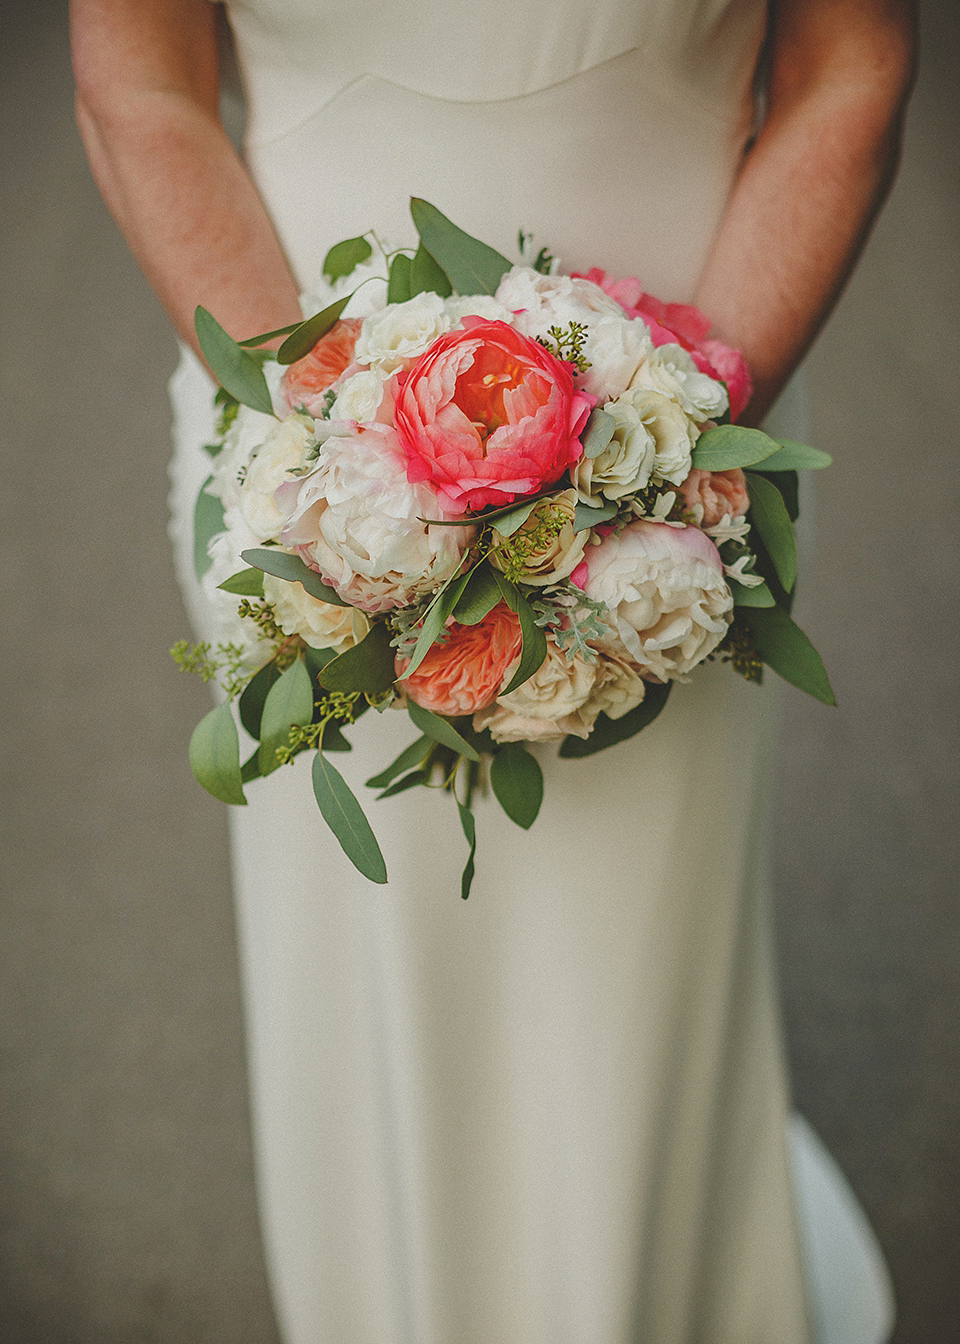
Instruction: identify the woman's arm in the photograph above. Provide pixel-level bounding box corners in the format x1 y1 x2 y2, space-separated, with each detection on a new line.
70 0 302 357
694 0 917 424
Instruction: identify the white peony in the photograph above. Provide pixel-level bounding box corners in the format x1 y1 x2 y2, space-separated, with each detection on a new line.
275 422 472 612
262 573 370 652
629 343 728 422
582 520 733 680
354 291 452 374
236 413 316 540
474 637 605 743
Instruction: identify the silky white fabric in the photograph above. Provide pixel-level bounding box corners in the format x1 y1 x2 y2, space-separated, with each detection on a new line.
168 2 894 1340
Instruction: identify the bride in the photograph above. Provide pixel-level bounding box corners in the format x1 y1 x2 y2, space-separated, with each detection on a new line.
70 2 915 1341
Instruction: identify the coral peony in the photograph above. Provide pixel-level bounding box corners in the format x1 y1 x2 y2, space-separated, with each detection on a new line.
400 603 523 717
394 319 593 514
280 318 364 414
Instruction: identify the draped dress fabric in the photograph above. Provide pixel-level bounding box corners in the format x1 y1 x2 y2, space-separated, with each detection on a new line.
167 2 894 1341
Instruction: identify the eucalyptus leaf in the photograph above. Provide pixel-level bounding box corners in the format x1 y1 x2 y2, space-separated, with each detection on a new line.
488 500 538 538
409 242 453 299
573 500 618 533
238 320 305 347
194 307 275 416
559 681 672 757
410 197 512 296
238 660 282 739
312 752 388 883
760 439 833 471
581 407 617 459
303 644 338 679
318 622 397 694
452 564 503 625
240 748 263 784
322 235 373 284
690 424 782 471
753 468 800 521
320 718 353 752
277 295 352 364
377 768 430 800
387 252 413 304
407 702 481 763
398 565 472 679
193 479 226 581
490 744 543 829
733 581 776 608
189 701 246 805
456 798 477 899
241 548 350 606
745 472 797 593
365 734 432 790
258 658 314 776
217 567 265 597
740 606 835 706
493 575 548 695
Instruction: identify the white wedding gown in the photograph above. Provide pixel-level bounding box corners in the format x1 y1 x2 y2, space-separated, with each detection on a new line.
169 2 894 1341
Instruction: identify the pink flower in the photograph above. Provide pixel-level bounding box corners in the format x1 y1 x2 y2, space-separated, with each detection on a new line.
280 319 364 414
573 268 753 422
680 468 750 528
394 319 593 514
399 603 523 716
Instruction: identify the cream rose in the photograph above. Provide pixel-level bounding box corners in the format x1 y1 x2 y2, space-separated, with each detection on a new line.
262 572 370 653
474 637 604 742
489 489 587 586
630 343 728 422
584 649 648 721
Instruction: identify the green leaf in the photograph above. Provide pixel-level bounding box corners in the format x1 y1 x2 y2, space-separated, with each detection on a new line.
573 500 618 533
490 744 543 829
733 581 776 608
238 659 282 739
407 701 481 762
409 242 453 299
493 574 548 695
753 468 799 521
322 235 373 284
452 564 503 625
398 565 472 679
745 472 797 593
193 478 225 581
189 701 247 805
217 567 265 597
559 681 672 757
760 439 832 471
488 500 538 538
456 798 477 899
387 252 413 305
237 320 305 347
312 753 388 883
691 424 782 471
581 407 617 459
240 748 263 784
365 734 432 790
410 197 512 296
740 606 836 705
318 621 397 694
258 658 314 776
240 548 350 606
194 307 275 416
376 768 430 800
276 295 352 365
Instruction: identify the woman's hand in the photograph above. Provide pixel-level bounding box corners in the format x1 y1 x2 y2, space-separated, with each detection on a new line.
694 0 917 424
70 0 302 359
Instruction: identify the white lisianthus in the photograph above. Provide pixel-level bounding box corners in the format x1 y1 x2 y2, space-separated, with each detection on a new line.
236 413 316 539
474 637 604 742
581 520 733 680
488 489 587 586
275 422 472 613
354 291 452 374
630 343 728 422
330 369 386 423
262 572 371 651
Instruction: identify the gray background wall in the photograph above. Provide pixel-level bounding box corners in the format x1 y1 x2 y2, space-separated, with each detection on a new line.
1 3 957 1341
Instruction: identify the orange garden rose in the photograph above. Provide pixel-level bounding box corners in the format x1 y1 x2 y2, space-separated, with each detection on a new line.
280 318 364 414
400 603 522 716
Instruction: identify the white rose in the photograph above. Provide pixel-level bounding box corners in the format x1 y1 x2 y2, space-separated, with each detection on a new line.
582 520 733 680
330 369 386 423
572 395 657 503
630 343 728 421
354 291 451 374
584 650 647 721
262 573 370 652
577 315 654 403
474 638 604 742
488 489 587 587
237 413 316 540
444 294 513 325
276 422 472 612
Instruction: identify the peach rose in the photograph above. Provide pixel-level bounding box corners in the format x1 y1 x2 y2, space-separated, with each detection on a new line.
679 468 750 528
280 319 364 414
394 319 593 514
399 603 523 717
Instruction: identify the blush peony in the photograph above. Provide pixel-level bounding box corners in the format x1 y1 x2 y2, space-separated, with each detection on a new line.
400 604 523 716
394 319 593 514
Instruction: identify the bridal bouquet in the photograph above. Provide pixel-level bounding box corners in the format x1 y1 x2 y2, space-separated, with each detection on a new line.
175 199 833 893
